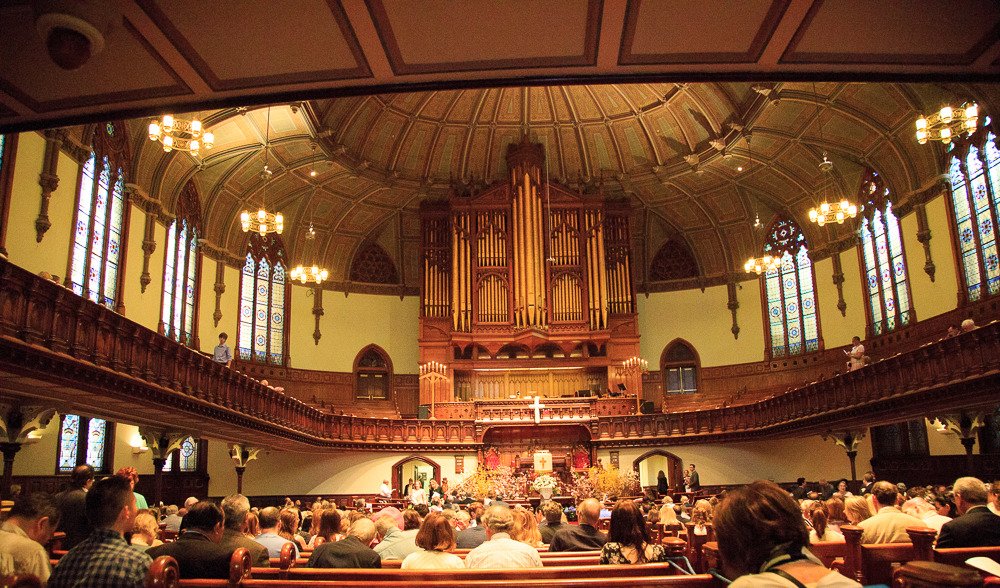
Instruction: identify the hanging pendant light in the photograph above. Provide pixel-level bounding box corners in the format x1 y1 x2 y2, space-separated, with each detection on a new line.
240 107 283 236
741 133 781 275
806 83 858 227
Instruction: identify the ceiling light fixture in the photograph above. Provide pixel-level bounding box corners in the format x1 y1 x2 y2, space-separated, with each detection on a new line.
806 83 857 227
915 102 978 145
148 114 214 156
240 107 283 236
742 133 778 275
290 222 329 284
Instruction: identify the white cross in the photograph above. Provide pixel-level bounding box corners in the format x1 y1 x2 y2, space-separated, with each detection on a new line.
529 395 545 424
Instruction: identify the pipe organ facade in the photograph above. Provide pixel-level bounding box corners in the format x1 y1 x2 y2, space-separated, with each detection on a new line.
419 138 640 404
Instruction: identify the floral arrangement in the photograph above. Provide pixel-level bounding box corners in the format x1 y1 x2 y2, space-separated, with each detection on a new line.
531 474 559 492
454 465 529 499
570 466 640 500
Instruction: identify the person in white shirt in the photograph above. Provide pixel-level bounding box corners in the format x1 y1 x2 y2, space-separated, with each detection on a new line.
401 513 464 570
378 480 392 498
0 493 59 582
409 480 427 506
464 504 542 569
901 497 950 532
846 336 865 371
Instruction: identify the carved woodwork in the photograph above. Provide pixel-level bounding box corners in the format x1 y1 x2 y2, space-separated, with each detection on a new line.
311 286 324 345
726 279 740 339
0 134 18 256
914 203 936 282
0 259 998 452
36 129 66 243
139 209 157 293
213 260 225 327
831 251 848 316
419 138 639 403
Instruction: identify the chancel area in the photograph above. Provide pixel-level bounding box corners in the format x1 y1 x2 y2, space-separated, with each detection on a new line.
0 1 999 586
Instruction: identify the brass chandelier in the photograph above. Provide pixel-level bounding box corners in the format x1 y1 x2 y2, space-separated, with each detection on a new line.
239 107 283 236
915 103 978 145
289 222 329 285
807 84 857 227
147 114 214 156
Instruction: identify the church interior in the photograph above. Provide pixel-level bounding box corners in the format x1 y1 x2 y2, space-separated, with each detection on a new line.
0 1 998 512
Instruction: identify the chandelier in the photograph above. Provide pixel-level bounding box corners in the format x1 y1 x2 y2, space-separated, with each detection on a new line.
240 107 282 236
744 254 781 275
289 222 329 284
807 85 858 227
916 103 978 145
147 114 214 156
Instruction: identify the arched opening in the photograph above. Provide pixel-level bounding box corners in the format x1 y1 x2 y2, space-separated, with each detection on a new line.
354 344 392 400
392 455 441 498
660 339 699 395
632 449 683 491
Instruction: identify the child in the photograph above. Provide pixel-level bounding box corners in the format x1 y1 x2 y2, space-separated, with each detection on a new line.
213 332 233 367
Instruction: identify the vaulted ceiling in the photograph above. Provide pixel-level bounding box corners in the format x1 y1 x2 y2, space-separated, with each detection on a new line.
121 81 991 290
3 1 1000 290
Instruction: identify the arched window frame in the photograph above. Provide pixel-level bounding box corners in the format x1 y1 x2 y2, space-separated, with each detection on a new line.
660 339 699 395
354 345 392 400
55 413 115 474
648 237 700 281
160 436 206 473
943 120 1000 304
0 133 18 256
857 168 914 336
237 233 289 365
761 216 822 358
160 180 202 346
67 122 132 310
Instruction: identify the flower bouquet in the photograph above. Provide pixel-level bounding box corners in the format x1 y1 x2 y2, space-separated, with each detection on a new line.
531 474 559 498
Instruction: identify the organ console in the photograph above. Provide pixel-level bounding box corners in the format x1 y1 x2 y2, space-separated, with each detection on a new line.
419 137 641 405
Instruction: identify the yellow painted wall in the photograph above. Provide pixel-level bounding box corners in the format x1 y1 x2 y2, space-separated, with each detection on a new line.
6 133 79 277
288 287 420 373
902 194 960 320
813 251 867 350
121 206 165 332
197 261 241 355
205 440 477 496
638 283 765 367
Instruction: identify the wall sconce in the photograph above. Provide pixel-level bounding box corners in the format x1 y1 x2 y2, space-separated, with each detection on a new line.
131 443 149 454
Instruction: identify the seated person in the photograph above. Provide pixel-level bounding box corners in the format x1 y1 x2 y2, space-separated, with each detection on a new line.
714 480 860 587
464 505 542 569
937 476 1000 548
549 498 607 552
400 512 464 569
129 511 163 550
600 499 669 564
0 492 60 582
538 500 565 544
373 513 419 561
307 518 381 568
219 494 270 567
147 501 234 579
254 506 297 559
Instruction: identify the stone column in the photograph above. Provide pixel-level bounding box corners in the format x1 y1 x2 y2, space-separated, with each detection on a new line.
932 411 987 476
821 429 866 481
0 404 57 499
137 428 188 505
229 444 260 495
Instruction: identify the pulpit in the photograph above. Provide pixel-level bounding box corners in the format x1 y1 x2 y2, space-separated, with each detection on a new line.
533 450 553 473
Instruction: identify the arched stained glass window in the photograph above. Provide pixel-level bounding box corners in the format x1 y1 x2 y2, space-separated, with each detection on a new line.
161 436 199 472
238 233 287 364
858 169 912 335
947 126 1000 302
762 217 820 357
161 181 201 345
57 414 111 473
70 122 131 308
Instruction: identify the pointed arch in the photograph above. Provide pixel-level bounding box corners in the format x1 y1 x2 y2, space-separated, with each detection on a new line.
649 237 699 281
857 167 913 336
350 241 398 284
631 449 684 491
68 121 132 309
660 338 699 394
354 344 392 400
392 455 441 497
160 179 202 345
761 215 821 357
237 232 289 365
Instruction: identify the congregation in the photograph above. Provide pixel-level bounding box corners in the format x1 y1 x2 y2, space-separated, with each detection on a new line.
1 461 998 587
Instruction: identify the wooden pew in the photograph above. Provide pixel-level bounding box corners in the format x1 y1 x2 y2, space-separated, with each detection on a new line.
265 563 689 582
893 561 984 587
840 525 937 585
0 574 43 588
931 545 1000 570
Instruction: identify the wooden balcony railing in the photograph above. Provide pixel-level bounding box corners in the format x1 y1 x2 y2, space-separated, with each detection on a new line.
0 259 997 450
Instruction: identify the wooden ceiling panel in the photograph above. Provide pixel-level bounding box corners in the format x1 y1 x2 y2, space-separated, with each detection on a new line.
620 0 788 65
0 5 187 112
366 0 600 74
527 87 555 125
137 0 370 90
782 0 1000 65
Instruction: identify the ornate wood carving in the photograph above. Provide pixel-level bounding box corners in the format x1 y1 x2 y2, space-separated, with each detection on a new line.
727 278 740 339
914 203 936 282
350 242 398 284
649 237 699 281
311 286 324 345
36 129 66 243
831 250 848 316
213 260 225 327
139 209 157 293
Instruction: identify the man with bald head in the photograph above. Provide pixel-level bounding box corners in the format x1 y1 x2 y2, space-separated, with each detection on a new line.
549 498 607 552
307 518 381 568
464 504 542 568
936 477 1000 548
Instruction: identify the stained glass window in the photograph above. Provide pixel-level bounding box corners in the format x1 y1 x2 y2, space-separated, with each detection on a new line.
0 135 6 173
161 436 199 472
238 233 287 364
947 127 1000 302
662 341 698 394
161 182 201 345
69 122 130 307
858 170 911 335
57 414 112 473
763 217 821 357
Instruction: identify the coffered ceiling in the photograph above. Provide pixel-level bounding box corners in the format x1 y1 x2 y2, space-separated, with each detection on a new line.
1 1 999 132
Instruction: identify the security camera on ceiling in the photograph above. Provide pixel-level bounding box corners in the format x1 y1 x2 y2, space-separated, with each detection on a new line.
33 0 119 70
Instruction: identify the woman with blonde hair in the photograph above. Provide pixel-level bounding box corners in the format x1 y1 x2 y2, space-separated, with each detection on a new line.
243 511 260 539
278 508 308 551
130 510 163 550
659 497 679 527
510 506 543 547
844 495 873 525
